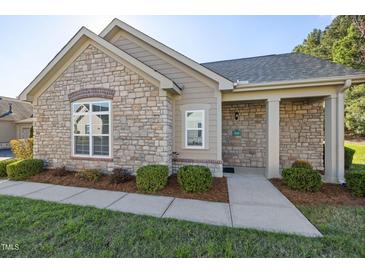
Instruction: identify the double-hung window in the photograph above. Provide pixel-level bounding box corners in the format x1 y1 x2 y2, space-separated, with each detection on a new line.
185 110 205 149
72 100 111 157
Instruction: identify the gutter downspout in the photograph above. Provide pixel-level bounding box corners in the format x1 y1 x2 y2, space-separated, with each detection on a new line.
337 79 351 184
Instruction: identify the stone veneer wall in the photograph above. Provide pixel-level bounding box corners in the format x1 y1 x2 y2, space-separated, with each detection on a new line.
222 101 266 168
34 44 172 174
280 98 324 170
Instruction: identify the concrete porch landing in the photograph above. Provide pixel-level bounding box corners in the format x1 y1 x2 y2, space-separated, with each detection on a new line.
0 173 321 237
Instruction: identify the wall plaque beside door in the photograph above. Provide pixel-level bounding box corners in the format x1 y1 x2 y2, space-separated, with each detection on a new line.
232 129 241 137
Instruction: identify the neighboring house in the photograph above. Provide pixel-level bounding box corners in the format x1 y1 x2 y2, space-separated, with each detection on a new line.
19 19 365 183
0 96 33 149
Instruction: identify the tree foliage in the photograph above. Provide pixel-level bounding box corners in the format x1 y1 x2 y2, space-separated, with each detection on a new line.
345 84 365 135
333 24 364 69
354 15 365 61
293 29 325 58
294 16 365 136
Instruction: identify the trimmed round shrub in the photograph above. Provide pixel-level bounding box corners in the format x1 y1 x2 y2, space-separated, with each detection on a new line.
76 169 102 182
177 165 213 193
282 167 323 192
291 160 313 170
345 170 365 197
6 159 44 181
0 159 18 177
136 165 169 193
345 147 356 170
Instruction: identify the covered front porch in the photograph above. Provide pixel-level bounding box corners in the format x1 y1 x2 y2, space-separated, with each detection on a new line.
221 84 347 184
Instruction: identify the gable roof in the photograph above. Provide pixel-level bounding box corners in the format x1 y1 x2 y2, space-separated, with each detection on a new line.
100 18 234 90
202 53 365 84
19 27 181 101
0 96 33 122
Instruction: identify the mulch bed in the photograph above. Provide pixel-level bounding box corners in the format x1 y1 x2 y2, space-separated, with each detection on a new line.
271 179 365 207
345 134 365 144
28 170 229 203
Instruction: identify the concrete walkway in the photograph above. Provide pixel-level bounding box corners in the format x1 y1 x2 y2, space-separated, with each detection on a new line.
0 173 321 237
226 168 321 237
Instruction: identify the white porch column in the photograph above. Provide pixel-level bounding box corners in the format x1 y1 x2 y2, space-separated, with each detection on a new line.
265 98 281 178
337 91 345 184
324 95 338 183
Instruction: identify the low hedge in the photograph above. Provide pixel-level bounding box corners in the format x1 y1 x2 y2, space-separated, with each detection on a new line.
282 167 323 192
136 165 169 193
177 165 213 193
345 147 356 170
291 160 313 170
345 170 365 197
0 159 18 177
6 159 44 181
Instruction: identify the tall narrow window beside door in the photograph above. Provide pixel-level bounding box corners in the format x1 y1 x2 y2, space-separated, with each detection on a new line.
72 100 111 157
185 110 205 149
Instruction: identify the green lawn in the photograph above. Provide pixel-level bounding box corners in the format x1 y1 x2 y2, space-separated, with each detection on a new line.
345 142 365 171
0 195 364 257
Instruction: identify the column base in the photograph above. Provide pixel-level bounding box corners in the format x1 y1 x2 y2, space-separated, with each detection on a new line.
324 174 342 184
265 168 281 179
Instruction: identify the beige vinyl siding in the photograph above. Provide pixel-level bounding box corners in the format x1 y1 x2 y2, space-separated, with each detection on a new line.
110 31 220 160
0 121 16 143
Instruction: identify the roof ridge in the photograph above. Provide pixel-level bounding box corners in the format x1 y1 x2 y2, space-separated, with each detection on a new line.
0 96 31 103
202 52 365 74
294 52 365 72
201 53 294 65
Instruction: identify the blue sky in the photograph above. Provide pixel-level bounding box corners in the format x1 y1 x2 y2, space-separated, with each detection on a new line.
0 16 333 98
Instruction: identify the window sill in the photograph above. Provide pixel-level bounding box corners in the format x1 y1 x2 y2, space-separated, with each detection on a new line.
183 147 207 150
71 156 113 162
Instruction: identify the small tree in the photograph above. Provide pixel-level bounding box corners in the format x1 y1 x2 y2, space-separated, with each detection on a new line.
10 139 33 159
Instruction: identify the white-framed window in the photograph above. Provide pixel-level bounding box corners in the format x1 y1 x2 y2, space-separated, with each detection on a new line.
72 100 111 157
185 110 205 149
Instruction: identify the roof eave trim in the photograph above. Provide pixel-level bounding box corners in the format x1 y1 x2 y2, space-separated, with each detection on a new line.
100 19 234 91
19 27 179 101
15 117 35 124
233 74 365 92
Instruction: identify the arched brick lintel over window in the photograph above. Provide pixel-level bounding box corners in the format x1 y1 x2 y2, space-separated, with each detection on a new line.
68 88 115 102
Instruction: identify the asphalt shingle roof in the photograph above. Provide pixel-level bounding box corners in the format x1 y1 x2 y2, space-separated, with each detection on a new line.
0 97 33 122
201 53 365 84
